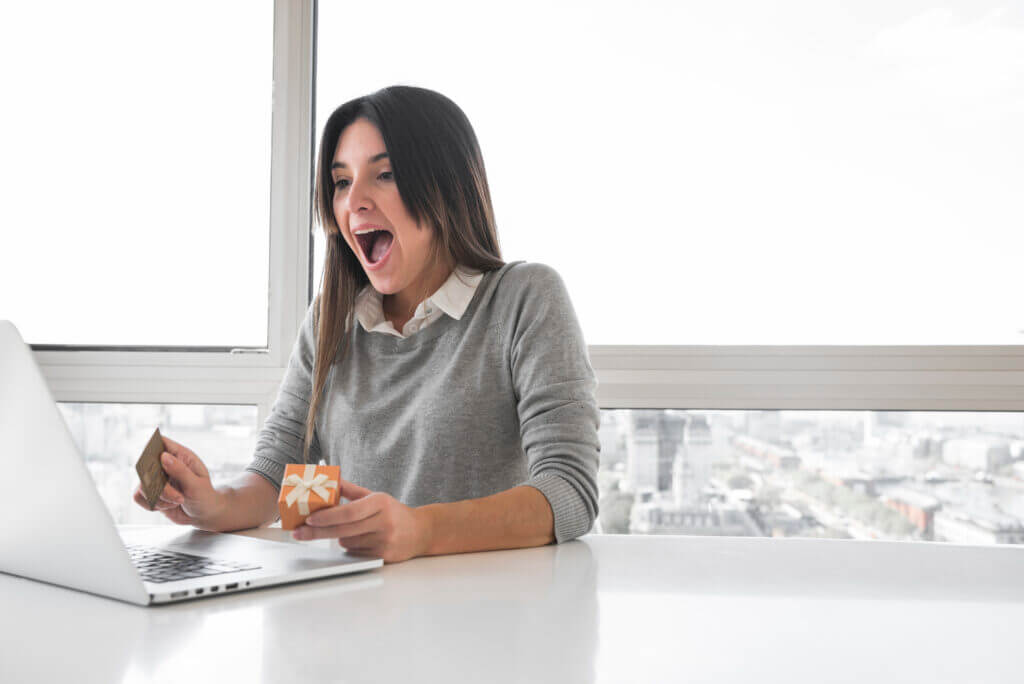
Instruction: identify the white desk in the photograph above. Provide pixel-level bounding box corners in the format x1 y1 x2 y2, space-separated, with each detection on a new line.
2 530 1022 683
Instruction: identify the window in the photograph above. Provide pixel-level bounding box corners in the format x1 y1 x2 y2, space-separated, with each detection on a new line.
60 403 259 525
314 0 1024 548
314 0 1024 429
15 1 316 525
0 0 275 347
11 2 1024 537
599 409 1024 545
18 1 314 425
315 0 1024 346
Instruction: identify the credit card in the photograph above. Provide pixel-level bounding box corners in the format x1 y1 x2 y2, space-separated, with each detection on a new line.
135 428 169 510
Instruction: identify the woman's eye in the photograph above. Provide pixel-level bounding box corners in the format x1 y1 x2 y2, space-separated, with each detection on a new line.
333 172 392 191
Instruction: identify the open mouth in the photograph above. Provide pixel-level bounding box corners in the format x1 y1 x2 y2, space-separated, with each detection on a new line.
355 229 395 264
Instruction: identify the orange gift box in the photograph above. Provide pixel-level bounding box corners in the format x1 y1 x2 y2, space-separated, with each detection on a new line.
278 463 341 530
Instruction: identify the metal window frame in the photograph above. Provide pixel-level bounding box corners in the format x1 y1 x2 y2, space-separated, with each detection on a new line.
32 0 1024 419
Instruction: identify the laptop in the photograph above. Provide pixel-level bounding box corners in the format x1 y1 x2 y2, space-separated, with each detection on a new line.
0 320 382 605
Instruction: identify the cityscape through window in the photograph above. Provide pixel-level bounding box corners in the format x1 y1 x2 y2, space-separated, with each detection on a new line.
61 403 1024 544
59 403 259 526
597 410 1024 544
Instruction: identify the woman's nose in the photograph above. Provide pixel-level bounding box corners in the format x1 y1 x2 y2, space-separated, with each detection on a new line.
345 176 374 213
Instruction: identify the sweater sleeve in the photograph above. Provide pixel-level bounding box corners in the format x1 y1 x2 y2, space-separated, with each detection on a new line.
509 263 601 543
244 301 323 491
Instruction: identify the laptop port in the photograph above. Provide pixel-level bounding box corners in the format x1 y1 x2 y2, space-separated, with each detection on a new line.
225 583 238 590
170 591 188 599
195 588 204 595
210 586 219 592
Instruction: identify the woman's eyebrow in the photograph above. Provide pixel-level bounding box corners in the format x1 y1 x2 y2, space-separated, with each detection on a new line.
331 152 389 170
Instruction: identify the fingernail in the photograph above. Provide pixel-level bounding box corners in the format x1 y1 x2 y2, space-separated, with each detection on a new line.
161 453 172 464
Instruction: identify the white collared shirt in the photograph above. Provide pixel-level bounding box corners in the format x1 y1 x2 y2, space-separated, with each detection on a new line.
353 265 484 338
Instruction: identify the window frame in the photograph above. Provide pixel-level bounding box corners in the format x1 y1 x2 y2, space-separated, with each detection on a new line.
591 346 1024 412
32 0 1024 425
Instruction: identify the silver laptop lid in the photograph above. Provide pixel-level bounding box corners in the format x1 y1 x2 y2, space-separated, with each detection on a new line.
0 321 148 605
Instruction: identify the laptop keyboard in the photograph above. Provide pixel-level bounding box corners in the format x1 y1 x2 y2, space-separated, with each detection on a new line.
126 544 262 584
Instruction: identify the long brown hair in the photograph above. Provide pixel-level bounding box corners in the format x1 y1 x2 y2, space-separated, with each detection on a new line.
303 85 505 462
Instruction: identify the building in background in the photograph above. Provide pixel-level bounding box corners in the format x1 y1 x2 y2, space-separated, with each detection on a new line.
881 488 942 540
934 507 1024 545
623 410 684 494
942 438 1011 473
673 414 713 507
627 411 764 536
599 409 1024 544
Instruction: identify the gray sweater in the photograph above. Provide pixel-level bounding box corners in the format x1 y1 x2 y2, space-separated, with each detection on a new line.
245 260 601 542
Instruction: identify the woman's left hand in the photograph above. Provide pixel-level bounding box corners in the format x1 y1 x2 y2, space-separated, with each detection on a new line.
291 478 433 563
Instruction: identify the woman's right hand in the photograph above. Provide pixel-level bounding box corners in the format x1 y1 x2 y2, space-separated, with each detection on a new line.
132 434 226 529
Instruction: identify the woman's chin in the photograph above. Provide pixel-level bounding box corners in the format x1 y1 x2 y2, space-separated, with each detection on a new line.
365 270 400 294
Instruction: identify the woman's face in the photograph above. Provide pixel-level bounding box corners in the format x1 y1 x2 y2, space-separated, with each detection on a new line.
332 117 442 306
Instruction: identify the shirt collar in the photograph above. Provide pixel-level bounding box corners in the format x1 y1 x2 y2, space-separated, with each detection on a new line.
428 265 484 320
354 265 483 333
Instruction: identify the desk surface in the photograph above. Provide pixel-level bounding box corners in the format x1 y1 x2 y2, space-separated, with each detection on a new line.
2 529 1023 684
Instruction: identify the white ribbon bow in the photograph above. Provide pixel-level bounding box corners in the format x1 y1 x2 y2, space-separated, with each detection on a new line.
283 464 338 515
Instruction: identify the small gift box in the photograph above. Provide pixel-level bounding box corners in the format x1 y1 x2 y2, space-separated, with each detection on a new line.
278 463 341 530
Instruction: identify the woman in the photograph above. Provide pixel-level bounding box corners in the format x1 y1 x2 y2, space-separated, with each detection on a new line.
133 85 600 563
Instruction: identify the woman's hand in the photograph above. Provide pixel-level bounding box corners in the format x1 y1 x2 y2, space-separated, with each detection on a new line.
292 478 433 563
132 435 227 530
